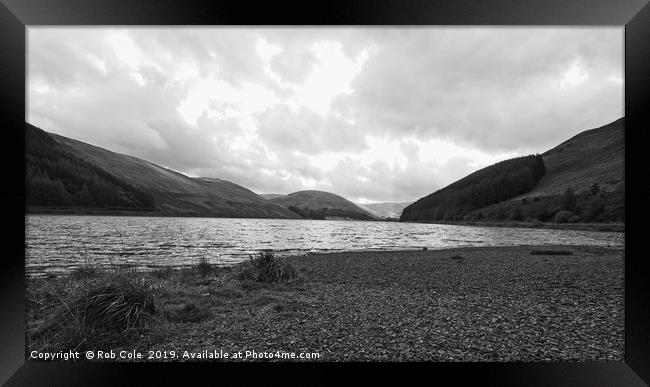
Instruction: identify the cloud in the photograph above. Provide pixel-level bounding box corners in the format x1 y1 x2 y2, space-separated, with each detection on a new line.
256 105 367 155
28 27 622 203
334 28 623 153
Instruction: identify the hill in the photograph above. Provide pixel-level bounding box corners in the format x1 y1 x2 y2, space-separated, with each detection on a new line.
400 155 546 221
468 118 624 223
259 193 285 200
270 190 378 220
25 124 300 219
356 202 412 219
26 123 156 211
400 118 624 224
524 117 624 198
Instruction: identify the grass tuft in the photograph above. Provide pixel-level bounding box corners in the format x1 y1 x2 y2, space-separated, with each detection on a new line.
28 274 157 352
235 251 298 283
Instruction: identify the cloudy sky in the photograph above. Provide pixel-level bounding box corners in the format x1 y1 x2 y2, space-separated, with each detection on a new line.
27 27 623 203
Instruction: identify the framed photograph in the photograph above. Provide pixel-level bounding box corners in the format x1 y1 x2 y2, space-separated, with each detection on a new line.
2 0 649 385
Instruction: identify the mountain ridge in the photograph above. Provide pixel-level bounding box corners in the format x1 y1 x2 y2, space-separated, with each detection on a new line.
400 118 624 224
26 124 300 219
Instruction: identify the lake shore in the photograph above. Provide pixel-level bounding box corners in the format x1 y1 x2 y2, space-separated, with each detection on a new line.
27 209 624 233
26 245 624 362
404 219 624 232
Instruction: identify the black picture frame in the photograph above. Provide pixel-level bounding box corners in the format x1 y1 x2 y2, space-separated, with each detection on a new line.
2 0 649 385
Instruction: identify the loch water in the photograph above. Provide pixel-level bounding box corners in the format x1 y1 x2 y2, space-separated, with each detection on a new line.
25 215 623 276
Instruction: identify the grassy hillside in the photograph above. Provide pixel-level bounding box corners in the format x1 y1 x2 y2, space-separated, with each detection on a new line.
401 118 624 224
356 202 412 219
270 190 377 220
26 124 300 219
526 117 624 198
467 118 624 223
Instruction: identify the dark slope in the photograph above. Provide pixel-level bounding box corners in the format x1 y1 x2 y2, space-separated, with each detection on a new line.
26 124 299 219
400 155 545 221
400 118 624 224
270 190 378 220
26 124 156 211
468 118 624 222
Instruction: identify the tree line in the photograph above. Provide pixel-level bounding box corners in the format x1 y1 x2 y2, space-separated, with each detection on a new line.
287 205 374 220
25 124 156 210
400 154 546 221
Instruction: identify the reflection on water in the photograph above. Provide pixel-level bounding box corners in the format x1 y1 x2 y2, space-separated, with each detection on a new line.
25 215 623 276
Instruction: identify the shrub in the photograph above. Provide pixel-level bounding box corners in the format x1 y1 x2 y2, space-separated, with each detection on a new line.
554 210 573 223
30 276 157 352
235 252 298 283
74 278 156 330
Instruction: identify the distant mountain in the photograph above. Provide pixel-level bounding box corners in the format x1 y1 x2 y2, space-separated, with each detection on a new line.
259 193 285 200
269 190 378 220
25 123 300 219
400 118 624 224
356 202 412 219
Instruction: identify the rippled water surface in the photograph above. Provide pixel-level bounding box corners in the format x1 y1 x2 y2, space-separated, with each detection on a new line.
26 215 623 276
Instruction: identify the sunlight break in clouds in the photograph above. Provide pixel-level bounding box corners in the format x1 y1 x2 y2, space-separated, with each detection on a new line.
28 27 623 203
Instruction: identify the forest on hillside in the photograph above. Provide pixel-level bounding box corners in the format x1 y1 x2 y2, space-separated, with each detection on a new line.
287 206 375 220
400 155 546 221
25 124 156 210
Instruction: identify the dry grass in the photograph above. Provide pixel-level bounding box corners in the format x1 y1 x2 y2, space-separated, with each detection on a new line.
234 252 298 283
26 251 300 356
27 273 157 352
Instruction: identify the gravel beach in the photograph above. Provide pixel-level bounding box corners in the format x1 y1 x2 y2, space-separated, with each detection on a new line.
154 245 623 361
